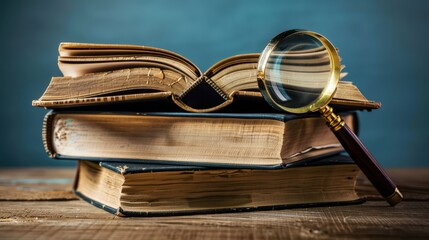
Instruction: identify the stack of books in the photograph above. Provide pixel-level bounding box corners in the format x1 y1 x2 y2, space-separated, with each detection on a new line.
33 43 380 216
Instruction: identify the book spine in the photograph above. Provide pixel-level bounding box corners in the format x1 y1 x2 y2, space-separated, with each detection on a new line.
204 77 229 101
42 111 57 158
178 75 205 99
179 75 229 101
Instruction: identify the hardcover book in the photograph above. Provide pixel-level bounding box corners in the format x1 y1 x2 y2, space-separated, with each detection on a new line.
32 43 380 112
43 111 357 167
74 154 363 216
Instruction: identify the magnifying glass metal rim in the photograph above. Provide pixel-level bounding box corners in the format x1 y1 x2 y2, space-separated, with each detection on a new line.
257 29 341 114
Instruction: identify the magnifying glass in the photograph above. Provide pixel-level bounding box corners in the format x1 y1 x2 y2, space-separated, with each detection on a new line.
257 29 403 206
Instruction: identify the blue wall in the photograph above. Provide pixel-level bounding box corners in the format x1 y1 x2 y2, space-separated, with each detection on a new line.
0 0 428 167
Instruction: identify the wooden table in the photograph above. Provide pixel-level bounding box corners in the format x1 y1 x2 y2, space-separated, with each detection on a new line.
0 168 428 239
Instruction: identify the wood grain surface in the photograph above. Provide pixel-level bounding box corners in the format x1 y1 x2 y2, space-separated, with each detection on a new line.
0 168 428 240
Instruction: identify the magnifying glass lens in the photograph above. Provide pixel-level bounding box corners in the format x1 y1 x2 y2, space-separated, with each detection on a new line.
264 33 332 109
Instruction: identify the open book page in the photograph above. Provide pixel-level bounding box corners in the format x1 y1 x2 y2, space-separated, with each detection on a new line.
58 43 202 80
37 68 190 101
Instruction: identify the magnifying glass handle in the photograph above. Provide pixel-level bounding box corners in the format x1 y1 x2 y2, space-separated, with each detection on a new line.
320 106 403 206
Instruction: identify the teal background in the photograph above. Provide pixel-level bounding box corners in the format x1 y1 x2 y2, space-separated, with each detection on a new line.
0 0 427 167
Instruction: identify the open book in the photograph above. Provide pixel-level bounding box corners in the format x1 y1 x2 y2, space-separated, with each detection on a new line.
32 43 380 112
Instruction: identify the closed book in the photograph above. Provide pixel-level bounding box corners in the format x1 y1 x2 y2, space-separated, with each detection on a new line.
43 111 357 168
74 154 363 217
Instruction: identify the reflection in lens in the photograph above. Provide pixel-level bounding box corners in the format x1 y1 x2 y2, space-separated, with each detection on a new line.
264 33 332 109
